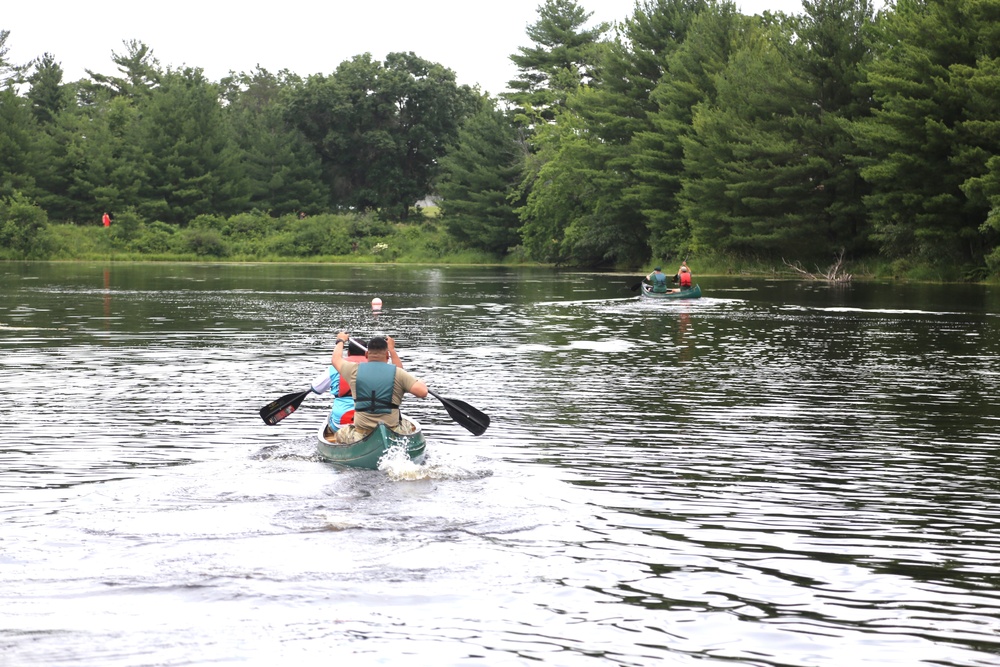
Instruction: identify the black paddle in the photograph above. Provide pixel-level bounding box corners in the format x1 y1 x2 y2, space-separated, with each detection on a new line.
259 389 311 425
628 278 646 291
349 338 490 436
259 336 370 425
427 389 490 436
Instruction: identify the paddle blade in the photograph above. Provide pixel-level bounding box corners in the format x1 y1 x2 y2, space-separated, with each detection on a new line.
429 390 490 436
259 389 310 425
628 279 644 291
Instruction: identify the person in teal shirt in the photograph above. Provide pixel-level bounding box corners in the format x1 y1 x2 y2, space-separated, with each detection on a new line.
645 267 669 293
309 339 371 431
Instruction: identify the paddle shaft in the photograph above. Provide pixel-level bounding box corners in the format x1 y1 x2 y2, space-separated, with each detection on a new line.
674 254 689 283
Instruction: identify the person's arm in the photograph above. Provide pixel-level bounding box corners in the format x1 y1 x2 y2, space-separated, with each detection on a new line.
331 332 350 372
386 336 404 369
408 379 429 398
310 368 333 394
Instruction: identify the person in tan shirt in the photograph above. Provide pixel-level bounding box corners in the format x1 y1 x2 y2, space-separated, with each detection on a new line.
330 332 428 443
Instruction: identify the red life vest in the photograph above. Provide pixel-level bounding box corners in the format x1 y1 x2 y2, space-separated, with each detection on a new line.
336 355 367 424
680 271 692 288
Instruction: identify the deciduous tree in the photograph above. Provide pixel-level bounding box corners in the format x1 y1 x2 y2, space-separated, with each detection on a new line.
287 52 476 220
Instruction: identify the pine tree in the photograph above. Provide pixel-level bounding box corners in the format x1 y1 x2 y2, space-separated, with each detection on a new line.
503 0 608 121
438 96 524 255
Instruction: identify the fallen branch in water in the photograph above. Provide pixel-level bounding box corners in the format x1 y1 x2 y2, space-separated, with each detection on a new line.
783 248 852 283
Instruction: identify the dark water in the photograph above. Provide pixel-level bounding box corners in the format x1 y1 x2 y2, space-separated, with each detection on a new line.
2 263 1000 666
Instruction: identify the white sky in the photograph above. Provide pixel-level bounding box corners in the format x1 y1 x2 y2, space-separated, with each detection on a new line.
3 0 804 97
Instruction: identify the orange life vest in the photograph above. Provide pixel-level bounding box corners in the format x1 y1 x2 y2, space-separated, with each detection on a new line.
336 354 367 424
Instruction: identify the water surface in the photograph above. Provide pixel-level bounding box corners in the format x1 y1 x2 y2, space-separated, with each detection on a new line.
2 263 1000 666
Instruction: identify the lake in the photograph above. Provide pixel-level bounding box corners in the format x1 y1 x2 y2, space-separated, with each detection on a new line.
2 262 1000 666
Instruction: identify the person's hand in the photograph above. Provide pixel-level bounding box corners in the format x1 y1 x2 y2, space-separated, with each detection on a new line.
335 332 350 344
386 336 396 351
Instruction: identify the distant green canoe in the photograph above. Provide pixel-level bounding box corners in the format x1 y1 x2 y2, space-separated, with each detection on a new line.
641 283 702 299
316 419 426 469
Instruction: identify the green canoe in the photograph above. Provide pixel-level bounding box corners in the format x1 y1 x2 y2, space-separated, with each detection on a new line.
316 418 426 469
640 283 702 299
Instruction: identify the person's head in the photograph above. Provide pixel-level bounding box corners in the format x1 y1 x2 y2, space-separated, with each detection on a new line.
347 338 367 356
680 266 690 273
366 335 389 360
654 267 662 272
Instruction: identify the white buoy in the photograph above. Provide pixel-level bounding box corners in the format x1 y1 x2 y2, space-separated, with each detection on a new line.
371 297 383 312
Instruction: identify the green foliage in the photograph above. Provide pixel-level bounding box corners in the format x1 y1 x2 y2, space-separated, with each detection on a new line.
985 245 1000 275
515 0 713 267
438 96 524 254
131 220 175 254
633 2 751 258
26 53 69 125
175 227 228 257
189 213 226 231
503 0 609 120
0 192 51 258
347 212 394 239
58 95 147 224
390 221 449 262
222 210 273 240
265 214 352 257
286 53 477 221
221 67 330 216
0 29 27 87
851 0 1000 266
137 68 251 224
0 88 39 200
109 207 143 242
79 39 161 103
3 1 1000 276
27 210 494 264
677 1 878 263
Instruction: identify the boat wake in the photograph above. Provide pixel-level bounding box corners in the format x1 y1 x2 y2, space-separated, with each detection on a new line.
250 442 315 461
378 442 492 481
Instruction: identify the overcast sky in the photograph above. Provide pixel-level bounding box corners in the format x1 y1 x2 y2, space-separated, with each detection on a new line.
3 0 804 96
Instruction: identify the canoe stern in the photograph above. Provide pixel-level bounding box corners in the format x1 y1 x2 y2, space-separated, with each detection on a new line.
316 420 426 469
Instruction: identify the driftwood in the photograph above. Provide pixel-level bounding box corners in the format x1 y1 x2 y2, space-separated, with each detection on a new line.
783 248 852 283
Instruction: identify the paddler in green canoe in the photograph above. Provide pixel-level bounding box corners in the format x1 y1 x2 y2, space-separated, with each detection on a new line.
645 266 670 293
330 332 429 444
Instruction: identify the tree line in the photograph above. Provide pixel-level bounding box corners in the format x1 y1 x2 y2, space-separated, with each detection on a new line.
2 0 1000 278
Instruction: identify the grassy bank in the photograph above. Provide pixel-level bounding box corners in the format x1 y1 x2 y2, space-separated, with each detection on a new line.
5 209 515 266
2 203 989 282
